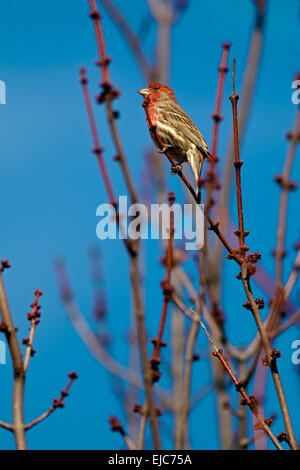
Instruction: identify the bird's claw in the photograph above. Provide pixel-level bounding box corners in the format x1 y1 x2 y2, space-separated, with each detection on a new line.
158 144 171 154
170 164 182 175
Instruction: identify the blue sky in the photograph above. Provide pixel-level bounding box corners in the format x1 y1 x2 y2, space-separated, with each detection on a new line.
0 0 299 450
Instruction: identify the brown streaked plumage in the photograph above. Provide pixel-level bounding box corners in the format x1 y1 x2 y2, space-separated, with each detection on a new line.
138 83 211 202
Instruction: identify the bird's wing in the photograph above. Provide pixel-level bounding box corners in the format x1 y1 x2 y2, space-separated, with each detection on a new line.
160 102 209 154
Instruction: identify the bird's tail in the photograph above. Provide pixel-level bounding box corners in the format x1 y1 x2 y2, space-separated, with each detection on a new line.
186 150 204 204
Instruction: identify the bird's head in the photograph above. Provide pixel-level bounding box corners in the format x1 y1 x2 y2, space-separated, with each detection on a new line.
138 83 176 103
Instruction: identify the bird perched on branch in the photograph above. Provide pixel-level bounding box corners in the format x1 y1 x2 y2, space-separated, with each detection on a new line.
138 83 212 203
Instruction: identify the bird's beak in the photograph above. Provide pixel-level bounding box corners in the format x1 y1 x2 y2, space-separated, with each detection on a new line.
138 88 149 97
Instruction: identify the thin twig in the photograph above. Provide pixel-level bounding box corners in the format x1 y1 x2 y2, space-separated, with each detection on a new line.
269 309 300 338
212 0 267 310
23 289 43 373
229 60 298 450
150 191 175 372
206 42 231 211
170 276 185 443
220 0 267 216
25 373 78 431
84 1 161 448
88 0 138 205
79 67 133 254
274 103 300 285
189 308 283 451
147 0 174 84
175 250 206 449
175 320 198 449
137 404 148 450
129 254 162 449
109 415 137 450
230 58 247 256
0 421 13 431
54 259 142 388
100 0 153 81
173 298 283 450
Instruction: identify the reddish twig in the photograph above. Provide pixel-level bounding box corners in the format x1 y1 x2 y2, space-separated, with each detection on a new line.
79 66 135 255
25 373 78 430
203 44 235 448
174 297 283 450
251 241 300 449
87 0 138 205
230 59 247 256
85 7 161 446
23 289 43 373
109 415 137 450
150 191 175 381
100 0 153 81
79 67 116 205
210 42 231 169
88 0 110 85
205 41 231 214
229 60 298 450
220 0 267 214
191 309 283 451
212 0 267 317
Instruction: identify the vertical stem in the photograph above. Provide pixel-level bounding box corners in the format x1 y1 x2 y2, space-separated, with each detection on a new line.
275 106 300 285
211 42 231 158
230 60 298 450
0 272 26 450
237 362 248 449
220 0 266 214
86 1 161 448
130 253 161 449
230 59 245 252
172 294 185 448
151 192 175 363
175 321 199 449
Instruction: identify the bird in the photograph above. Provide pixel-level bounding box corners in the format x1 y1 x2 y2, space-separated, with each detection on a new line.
138 82 211 203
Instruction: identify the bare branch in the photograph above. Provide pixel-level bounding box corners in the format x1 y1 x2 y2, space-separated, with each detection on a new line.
109 415 137 450
229 61 298 450
220 0 267 214
23 289 43 373
25 373 78 431
190 308 283 451
100 0 153 81
274 104 300 285
0 421 13 432
54 259 142 388
0 269 26 449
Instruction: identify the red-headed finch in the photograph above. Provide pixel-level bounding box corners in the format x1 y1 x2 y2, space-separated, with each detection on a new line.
138 83 211 202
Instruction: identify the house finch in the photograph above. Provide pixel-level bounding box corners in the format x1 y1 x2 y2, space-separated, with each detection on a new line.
138 83 211 202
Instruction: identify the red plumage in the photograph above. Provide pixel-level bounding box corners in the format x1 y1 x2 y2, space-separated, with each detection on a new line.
138 83 211 202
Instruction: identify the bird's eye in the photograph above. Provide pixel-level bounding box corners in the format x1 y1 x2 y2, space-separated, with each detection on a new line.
153 86 160 91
